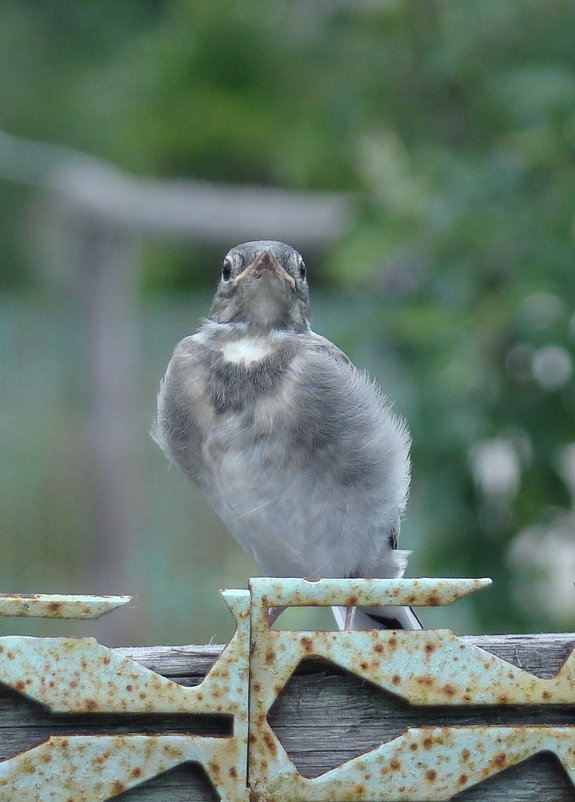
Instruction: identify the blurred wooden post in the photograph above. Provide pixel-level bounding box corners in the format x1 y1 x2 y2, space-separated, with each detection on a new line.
76 220 140 644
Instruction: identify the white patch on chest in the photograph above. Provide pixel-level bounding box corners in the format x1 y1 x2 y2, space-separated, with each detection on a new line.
221 338 273 365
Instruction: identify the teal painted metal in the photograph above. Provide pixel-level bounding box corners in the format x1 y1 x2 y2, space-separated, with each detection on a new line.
249 576 492 610
0 589 250 802
248 577 575 802
1 577 574 801
251 726 575 801
0 735 242 801
0 593 131 618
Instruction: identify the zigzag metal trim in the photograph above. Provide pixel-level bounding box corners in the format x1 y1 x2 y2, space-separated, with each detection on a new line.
248 577 575 801
0 735 242 801
0 589 250 802
0 579 574 801
256 726 575 801
0 594 131 619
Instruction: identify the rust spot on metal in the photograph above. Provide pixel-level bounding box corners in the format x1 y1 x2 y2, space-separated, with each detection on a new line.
131 767 142 778
461 748 470 761
426 769 437 781
388 637 397 648
426 595 440 605
360 662 368 670
459 773 469 784
263 733 277 755
253 683 261 692
299 637 313 654
390 759 401 770
442 684 456 696
209 761 221 775
409 743 418 751
14 680 26 691
265 649 276 663
423 737 433 750
84 699 98 711
374 643 383 653
492 753 507 768
391 674 401 685
113 781 125 794
498 694 509 703
229 767 238 778
542 690 552 700
424 642 436 654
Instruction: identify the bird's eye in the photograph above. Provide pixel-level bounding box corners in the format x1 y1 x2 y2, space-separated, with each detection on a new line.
298 259 306 279
222 258 233 281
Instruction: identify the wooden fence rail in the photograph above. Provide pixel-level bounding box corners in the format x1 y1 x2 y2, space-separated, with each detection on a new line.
1 634 574 800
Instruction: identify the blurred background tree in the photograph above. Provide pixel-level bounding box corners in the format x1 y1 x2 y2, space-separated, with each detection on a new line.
1 0 574 644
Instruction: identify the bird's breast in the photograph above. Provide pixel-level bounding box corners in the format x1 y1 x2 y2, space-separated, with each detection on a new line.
200 332 299 416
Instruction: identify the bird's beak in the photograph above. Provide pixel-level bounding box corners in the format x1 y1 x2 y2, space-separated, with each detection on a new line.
234 250 296 289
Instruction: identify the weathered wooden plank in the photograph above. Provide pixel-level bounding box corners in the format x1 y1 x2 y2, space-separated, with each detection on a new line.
113 644 223 680
0 633 573 800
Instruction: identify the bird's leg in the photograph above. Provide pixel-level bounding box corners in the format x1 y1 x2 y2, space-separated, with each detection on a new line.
344 605 357 630
267 605 286 628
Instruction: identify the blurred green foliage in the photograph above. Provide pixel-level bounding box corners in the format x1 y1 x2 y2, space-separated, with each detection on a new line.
1 0 575 639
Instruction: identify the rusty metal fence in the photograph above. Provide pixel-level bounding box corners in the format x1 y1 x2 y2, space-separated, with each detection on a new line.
0 577 574 801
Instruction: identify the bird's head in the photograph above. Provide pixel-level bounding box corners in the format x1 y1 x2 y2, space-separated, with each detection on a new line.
209 240 310 332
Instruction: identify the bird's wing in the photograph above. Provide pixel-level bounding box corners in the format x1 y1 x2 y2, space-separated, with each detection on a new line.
154 332 211 484
305 330 353 366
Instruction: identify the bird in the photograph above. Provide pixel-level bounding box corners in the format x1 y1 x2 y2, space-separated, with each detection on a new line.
154 240 421 630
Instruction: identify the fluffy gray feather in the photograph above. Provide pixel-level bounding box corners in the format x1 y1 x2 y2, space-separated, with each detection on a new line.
154 240 420 629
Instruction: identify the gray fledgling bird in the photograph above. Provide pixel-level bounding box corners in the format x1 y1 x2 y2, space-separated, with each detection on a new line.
154 241 420 630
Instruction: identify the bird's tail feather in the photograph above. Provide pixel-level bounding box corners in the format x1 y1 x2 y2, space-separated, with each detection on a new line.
332 604 423 631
